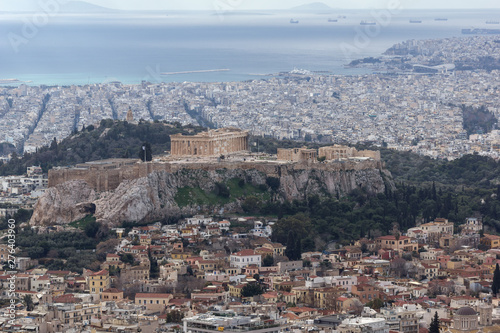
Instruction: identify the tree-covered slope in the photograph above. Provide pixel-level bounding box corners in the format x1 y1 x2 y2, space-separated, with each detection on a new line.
0 120 205 175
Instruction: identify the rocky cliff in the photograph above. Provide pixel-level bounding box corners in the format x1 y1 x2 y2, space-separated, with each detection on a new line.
30 165 392 227
31 180 97 226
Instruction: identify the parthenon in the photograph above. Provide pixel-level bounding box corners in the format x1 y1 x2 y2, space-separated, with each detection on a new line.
170 128 249 157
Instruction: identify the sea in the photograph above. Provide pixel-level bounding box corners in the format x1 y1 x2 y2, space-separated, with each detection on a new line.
0 9 499 86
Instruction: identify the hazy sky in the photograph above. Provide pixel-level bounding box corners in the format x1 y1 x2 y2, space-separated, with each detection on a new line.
82 0 500 10
2 0 500 11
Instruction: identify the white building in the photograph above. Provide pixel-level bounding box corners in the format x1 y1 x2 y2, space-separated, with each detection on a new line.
230 249 261 268
186 215 213 226
461 217 483 234
338 317 389 333
250 221 272 238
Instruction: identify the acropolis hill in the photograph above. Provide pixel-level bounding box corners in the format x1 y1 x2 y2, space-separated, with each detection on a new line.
48 128 383 192
33 128 390 226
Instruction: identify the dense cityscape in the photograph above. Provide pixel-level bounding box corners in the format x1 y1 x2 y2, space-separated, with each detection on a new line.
3 3 500 333
2 36 500 162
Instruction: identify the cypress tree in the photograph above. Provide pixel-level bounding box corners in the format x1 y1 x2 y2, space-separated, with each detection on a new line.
285 231 296 260
294 237 302 261
429 312 439 333
492 263 500 296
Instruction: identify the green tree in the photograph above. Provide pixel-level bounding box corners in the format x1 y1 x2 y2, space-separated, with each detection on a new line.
23 295 35 311
242 196 261 214
285 231 297 260
166 310 184 323
50 137 58 151
266 177 280 192
262 255 274 267
492 263 500 296
139 142 152 162
241 283 264 297
84 220 100 238
149 248 159 279
13 208 33 223
429 312 440 333
294 237 302 261
272 214 312 245
120 253 135 265
366 298 384 310
214 182 230 198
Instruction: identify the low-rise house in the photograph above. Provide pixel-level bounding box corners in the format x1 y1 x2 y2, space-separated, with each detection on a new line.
87 269 110 296
481 234 500 249
230 249 261 268
135 293 173 312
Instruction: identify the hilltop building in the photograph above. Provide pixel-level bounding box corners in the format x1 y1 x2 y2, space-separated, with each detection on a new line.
170 127 249 157
277 147 317 162
277 145 380 162
318 145 381 161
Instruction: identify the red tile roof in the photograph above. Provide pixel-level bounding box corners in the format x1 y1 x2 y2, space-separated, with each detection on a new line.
135 293 172 299
233 249 257 256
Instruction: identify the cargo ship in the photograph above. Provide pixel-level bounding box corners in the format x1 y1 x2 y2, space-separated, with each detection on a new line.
328 18 338 22
486 21 500 24
462 28 500 34
360 20 376 25
410 20 422 23
435 18 448 21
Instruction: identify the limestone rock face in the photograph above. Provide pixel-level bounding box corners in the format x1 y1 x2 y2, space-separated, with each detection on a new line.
30 180 97 226
30 166 391 227
277 167 386 200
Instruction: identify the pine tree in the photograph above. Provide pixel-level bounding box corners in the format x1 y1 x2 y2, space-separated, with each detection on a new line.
492 263 500 296
429 311 439 333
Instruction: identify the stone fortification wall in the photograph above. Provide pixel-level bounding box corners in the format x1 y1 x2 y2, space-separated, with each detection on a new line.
33 159 389 227
49 159 383 192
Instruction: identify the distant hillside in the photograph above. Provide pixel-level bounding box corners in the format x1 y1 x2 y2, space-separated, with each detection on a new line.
60 1 115 13
1 0 115 12
290 2 333 11
0 120 205 176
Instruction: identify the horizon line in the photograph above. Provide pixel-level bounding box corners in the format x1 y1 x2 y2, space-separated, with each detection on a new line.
2 7 500 12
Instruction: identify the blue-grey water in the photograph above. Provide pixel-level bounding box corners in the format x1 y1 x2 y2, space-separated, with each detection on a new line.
0 9 499 85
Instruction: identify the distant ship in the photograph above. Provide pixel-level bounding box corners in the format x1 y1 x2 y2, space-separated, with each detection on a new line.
0 79 20 84
410 20 422 23
486 21 500 24
290 19 299 24
435 18 448 21
360 20 376 26
462 28 500 34
328 18 338 22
